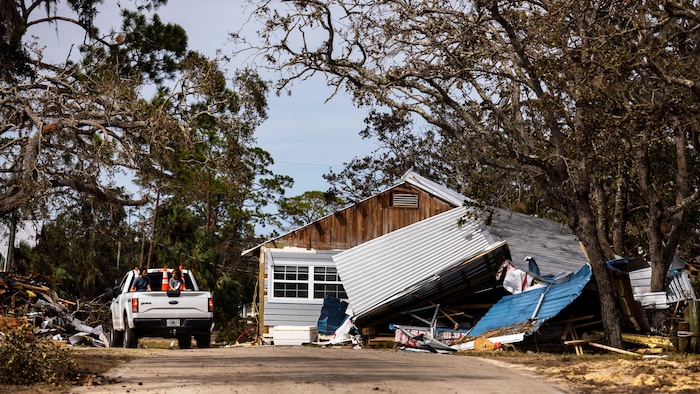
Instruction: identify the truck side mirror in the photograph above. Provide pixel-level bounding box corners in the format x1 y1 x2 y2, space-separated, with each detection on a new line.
105 287 114 300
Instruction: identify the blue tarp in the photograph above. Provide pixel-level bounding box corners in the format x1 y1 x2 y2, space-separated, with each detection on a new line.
317 295 349 335
468 264 592 338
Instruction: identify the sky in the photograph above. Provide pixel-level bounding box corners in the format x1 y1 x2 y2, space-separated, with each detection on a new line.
29 0 375 198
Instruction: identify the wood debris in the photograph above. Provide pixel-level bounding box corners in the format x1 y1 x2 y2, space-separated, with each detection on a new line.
0 272 109 346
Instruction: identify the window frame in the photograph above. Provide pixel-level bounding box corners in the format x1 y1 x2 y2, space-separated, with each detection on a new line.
268 262 347 303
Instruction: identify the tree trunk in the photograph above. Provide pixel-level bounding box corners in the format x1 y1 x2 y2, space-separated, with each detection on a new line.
611 177 628 255
586 244 623 348
574 202 623 348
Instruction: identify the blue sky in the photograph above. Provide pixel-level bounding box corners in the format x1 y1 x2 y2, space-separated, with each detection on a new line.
30 0 374 197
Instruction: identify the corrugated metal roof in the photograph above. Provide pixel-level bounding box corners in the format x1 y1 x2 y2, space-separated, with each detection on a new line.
486 208 589 276
467 263 592 338
351 243 510 326
401 172 590 276
333 207 502 317
401 170 467 206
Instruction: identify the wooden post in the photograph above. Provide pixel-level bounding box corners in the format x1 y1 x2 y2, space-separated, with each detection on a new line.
678 321 689 353
689 301 700 353
257 247 266 343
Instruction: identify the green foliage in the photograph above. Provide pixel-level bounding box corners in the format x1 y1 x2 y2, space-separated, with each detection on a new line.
0 324 78 385
137 61 291 307
32 198 139 299
212 274 259 344
106 10 188 83
213 273 242 323
277 190 346 231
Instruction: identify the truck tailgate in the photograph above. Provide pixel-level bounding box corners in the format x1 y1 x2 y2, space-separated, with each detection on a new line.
134 291 212 318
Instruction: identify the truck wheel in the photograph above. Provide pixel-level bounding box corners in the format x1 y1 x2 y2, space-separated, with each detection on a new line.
177 334 192 349
109 320 123 347
195 334 211 348
123 317 138 348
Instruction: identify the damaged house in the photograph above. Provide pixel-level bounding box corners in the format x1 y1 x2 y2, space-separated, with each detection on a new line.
243 171 460 341
243 171 596 344
244 171 698 350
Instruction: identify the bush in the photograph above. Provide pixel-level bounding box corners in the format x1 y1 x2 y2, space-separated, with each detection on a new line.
0 323 78 385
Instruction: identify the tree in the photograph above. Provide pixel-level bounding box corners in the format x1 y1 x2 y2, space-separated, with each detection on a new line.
0 0 180 218
324 109 549 215
241 0 700 347
2 2 292 322
138 53 293 294
277 190 345 231
32 196 138 298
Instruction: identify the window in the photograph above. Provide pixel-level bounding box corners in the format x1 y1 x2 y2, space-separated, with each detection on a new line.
314 267 347 299
273 266 309 298
271 265 346 300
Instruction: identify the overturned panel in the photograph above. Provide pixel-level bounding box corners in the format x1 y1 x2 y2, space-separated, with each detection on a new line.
467 263 592 338
352 243 510 328
333 207 502 319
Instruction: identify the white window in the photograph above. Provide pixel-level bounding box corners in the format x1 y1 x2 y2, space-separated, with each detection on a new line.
271 264 346 301
313 267 347 299
273 266 309 298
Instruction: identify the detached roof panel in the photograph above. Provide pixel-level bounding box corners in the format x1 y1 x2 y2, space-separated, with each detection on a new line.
402 172 590 276
468 263 592 338
333 207 500 317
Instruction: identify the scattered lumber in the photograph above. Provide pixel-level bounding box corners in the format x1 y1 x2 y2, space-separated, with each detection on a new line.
587 341 640 356
591 330 675 351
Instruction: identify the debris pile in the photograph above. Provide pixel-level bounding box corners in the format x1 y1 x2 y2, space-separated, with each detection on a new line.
0 271 109 347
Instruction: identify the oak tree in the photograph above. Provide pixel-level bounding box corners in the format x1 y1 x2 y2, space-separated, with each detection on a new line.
241 0 700 347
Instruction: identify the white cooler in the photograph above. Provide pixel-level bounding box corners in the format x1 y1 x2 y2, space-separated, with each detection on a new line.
272 325 318 346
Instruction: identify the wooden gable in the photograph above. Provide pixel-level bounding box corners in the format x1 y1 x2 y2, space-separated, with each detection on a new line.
265 183 456 251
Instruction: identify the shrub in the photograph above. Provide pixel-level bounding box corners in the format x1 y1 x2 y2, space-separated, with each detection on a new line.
0 323 78 385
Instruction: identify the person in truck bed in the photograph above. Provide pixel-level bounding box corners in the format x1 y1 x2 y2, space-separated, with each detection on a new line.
169 267 186 291
130 267 152 292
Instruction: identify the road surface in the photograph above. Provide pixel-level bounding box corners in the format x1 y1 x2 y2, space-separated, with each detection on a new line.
70 345 571 393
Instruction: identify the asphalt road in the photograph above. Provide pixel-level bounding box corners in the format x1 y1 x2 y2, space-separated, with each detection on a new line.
70 346 571 394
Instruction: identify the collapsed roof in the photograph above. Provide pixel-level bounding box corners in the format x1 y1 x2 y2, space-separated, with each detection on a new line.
467 263 592 338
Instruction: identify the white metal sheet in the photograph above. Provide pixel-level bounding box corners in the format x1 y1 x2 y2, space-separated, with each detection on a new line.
333 207 498 316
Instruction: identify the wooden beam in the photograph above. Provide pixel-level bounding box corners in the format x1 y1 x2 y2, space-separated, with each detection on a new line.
588 342 639 356
564 339 594 345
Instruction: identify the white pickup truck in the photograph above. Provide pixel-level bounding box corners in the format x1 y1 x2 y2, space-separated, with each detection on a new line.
105 267 214 349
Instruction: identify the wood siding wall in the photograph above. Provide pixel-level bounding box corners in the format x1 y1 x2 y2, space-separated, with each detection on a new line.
266 184 456 251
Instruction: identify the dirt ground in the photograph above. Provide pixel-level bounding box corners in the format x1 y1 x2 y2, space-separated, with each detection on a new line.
475 351 700 393
3 340 700 393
